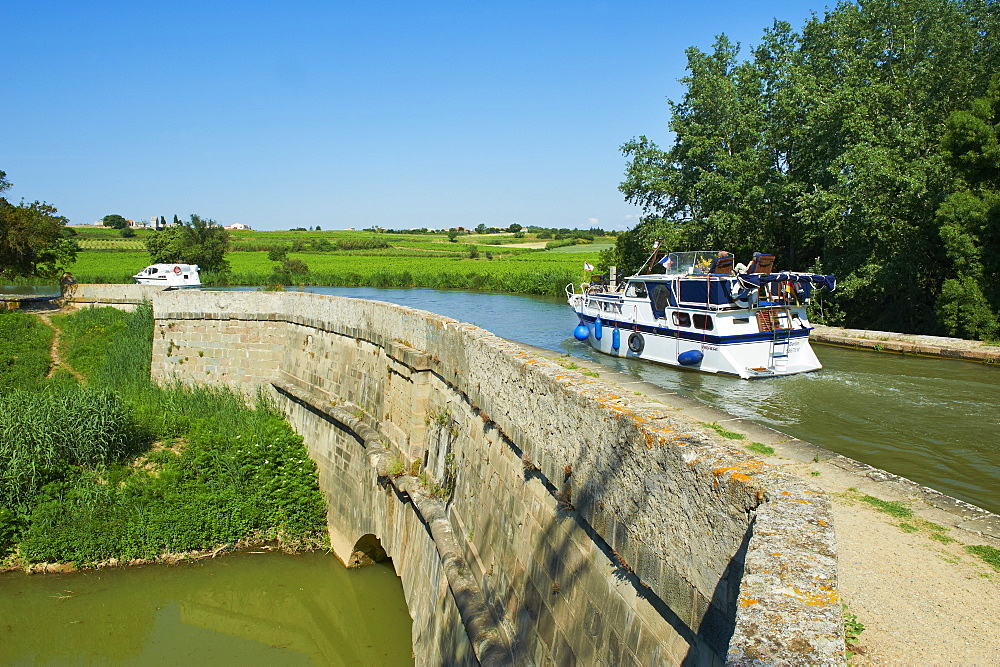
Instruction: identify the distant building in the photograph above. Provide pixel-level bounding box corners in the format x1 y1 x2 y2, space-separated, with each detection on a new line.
225 223 252 230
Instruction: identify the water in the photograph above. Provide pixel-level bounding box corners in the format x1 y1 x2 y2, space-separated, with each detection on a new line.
0 550 413 665
248 286 1000 514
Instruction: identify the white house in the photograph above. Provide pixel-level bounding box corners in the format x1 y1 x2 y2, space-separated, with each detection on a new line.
225 223 252 230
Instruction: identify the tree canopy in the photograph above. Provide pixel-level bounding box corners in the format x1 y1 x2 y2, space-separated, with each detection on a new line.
102 214 129 229
145 214 230 272
610 0 1000 338
0 171 78 279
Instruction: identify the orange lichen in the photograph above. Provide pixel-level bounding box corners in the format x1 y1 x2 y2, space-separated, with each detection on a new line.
740 598 760 608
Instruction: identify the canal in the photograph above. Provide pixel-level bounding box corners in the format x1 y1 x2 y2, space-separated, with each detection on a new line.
0 550 413 665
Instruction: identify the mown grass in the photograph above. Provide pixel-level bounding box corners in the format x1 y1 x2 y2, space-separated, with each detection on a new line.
0 304 328 565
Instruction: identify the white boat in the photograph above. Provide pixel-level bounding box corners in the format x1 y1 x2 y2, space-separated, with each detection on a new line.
566 248 835 379
132 263 201 288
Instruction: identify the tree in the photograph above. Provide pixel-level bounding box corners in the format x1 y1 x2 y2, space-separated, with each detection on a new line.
475 223 487 234
507 223 522 233
0 171 78 279
102 214 129 229
145 214 230 272
617 0 1000 336
447 229 460 242
934 76 1000 339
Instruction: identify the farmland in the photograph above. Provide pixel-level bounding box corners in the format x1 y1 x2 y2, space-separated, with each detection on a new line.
44 227 617 297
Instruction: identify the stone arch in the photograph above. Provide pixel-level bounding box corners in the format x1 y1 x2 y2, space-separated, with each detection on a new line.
348 533 389 569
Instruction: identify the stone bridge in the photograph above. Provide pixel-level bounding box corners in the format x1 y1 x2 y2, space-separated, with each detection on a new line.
72 286 844 665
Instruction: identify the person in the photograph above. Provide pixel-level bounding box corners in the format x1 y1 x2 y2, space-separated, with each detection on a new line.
708 251 734 274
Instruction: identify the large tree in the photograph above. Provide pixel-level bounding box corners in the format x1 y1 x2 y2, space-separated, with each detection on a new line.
0 171 78 279
102 214 129 229
615 0 1000 336
935 75 1000 339
145 214 230 272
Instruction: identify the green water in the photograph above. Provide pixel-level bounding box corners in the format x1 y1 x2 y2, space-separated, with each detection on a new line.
0 550 413 666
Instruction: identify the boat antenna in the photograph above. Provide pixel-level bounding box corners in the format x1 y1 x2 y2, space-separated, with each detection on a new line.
637 238 663 275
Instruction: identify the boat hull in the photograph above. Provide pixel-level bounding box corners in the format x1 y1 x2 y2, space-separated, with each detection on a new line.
569 302 822 380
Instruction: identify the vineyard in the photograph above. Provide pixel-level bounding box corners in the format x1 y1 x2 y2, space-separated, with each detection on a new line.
35 228 615 297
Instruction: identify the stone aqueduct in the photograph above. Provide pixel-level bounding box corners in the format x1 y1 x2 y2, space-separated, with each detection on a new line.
74 286 844 665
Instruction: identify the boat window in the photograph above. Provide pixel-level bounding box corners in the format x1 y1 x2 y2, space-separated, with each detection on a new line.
646 283 675 318
678 279 732 305
150 268 157 274
693 314 713 330
672 312 691 327
625 282 646 298
733 317 750 324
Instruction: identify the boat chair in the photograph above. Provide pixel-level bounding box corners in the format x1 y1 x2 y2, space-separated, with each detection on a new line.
709 255 734 274
746 253 775 274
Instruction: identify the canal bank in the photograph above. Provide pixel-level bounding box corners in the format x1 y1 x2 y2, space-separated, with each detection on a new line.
518 343 1000 664
812 324 1000 363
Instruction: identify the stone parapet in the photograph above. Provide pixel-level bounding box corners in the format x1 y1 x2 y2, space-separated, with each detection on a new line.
812 324 1000 363
148 290 844 665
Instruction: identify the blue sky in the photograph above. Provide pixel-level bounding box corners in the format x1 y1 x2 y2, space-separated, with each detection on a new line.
3 1 828 231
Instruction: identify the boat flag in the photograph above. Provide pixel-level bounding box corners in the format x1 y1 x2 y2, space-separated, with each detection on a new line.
657 255 673 270
584 262 594 272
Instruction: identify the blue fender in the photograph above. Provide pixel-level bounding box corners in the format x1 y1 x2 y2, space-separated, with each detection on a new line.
678 349 704 366
573 323 590 341
594 317 603 340
612 328 620 350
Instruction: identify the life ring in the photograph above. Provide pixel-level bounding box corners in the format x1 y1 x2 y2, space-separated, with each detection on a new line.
628 332 644 355
173 266 181 274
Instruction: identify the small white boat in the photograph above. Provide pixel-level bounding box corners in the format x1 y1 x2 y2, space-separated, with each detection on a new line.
566 246 835 379
132 263 201 288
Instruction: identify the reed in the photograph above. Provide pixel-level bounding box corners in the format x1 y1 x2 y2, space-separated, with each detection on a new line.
0 311 54 390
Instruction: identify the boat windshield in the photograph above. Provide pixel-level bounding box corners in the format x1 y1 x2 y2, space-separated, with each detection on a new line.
661 251 716 275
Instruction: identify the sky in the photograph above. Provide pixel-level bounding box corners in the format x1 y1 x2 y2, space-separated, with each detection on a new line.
2 0 829 232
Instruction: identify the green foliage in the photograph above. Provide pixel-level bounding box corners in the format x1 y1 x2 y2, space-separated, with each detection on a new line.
843 604 865 659
0 171 78 279
0 387 145 513
618 1 1000 338
0 311 54 390
2 306 326 565
145 214 231 272
703 421 746 440
935 76 1000 339
965 544 1000 571
102 214 129 229
745 442 775 456
858 494 913 518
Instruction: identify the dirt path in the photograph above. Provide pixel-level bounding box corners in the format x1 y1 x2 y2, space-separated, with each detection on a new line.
781 457 1000 664
35 311 84 382
519 344 1000 664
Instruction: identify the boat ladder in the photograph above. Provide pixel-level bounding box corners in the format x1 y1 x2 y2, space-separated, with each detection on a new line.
757 307 792 372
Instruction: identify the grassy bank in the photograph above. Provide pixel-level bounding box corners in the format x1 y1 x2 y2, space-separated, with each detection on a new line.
0 305 328 567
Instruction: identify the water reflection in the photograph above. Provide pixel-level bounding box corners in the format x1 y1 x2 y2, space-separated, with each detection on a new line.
0 550 413 666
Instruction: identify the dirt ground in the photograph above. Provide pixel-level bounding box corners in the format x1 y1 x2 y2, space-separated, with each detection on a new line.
779 456 1000 664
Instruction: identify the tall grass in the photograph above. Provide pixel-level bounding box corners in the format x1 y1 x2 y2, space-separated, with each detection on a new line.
0 388 144 514
0 311 55 390
2 304 328 564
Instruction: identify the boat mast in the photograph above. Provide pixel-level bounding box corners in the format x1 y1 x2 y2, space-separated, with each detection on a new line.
636 238 663 275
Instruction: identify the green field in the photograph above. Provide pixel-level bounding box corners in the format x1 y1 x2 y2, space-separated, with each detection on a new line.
49 229 613 297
